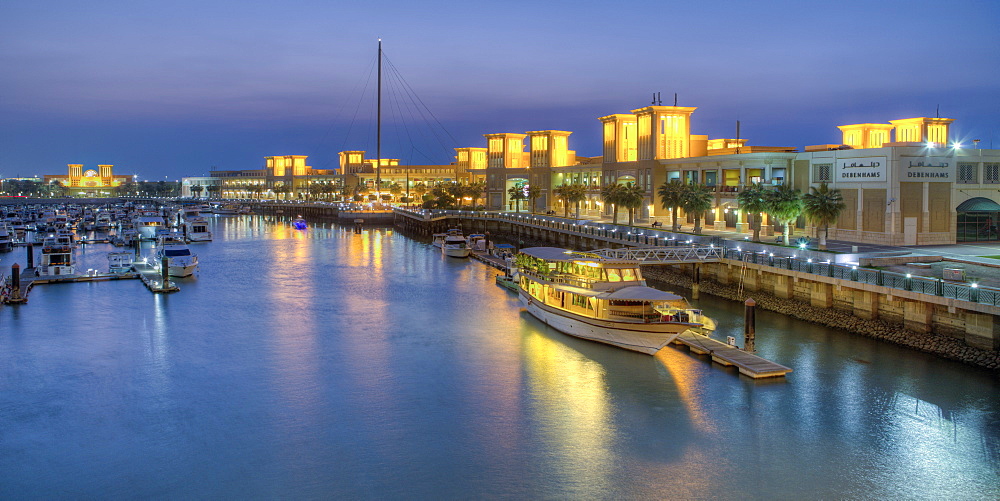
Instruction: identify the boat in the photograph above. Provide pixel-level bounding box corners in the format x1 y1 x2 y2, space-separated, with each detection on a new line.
292 216 307 230
431 233 448 248
154 234 199 277
495 273 517 292
107 251 133 273
182 206 212 242
0 224 12 252
214 204 240 215
134 213 165 240
441 229 470 258
466 233 487 252
38 236 75 276
513 247 713 355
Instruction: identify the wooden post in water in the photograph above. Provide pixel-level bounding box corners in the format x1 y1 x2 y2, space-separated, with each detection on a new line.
11 263 20 300
26 243 33 270
744 298 756 353
161 256 169 287
692 263 701 299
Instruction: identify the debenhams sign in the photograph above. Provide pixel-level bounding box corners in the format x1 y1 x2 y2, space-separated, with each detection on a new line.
835 157 886 182
905 157 953 180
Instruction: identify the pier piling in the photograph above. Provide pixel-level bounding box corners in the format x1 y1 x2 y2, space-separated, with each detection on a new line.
26 243 33 269
744 298 756 353
161 256 169 286
11 263 20 301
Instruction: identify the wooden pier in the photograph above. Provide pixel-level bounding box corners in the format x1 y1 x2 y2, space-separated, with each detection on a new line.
672 331 792 378
470 250 510 271
2 267 140 304
132 262 180 293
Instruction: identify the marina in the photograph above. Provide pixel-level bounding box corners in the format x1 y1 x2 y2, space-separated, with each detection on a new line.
1 214 997 499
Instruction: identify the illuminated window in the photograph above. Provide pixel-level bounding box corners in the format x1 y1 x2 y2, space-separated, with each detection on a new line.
958 163 977 184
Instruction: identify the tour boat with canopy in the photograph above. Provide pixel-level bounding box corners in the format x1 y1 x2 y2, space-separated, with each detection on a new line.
514 247 714 354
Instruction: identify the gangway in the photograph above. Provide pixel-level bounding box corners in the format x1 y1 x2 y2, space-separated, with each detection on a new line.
578 246 722 264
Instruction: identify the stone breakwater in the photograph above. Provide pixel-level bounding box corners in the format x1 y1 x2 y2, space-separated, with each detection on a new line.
641 265 1000 372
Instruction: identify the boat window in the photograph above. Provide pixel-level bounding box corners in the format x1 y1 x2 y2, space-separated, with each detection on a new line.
606 268 622 282
164 249 191 257
621 268 637 281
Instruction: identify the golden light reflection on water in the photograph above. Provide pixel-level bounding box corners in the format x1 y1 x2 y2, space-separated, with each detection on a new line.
653 348 717 435
522 328 616 492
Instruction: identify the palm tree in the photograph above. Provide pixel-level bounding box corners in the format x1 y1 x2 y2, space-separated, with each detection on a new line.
619 183 646 227
657 180 686 231
566 184 588 219
466 181 485 208
766 184 804 245
681 183 714 234
526 184 542 213
507 185 526 212
601 183 624 225
413 183 428 203
554 184 573 218
736 183 770 242
802 182 846 250
191 185 204 198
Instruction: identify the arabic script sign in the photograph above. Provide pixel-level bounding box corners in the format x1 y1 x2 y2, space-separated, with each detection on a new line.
905 157 953 180
835 157 886 182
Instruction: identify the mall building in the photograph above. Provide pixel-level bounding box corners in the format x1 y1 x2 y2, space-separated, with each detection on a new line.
181 101 998 246
43 164 132 197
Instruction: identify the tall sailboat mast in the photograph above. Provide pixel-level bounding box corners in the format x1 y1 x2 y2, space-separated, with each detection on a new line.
375 38 382 199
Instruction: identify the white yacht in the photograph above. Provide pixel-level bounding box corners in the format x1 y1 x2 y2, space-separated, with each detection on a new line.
431 233 448 248
441 229 470 258
134 212 165 240
155 234 199 277
514 247 713 355
38 237 75 276
182 206 212 242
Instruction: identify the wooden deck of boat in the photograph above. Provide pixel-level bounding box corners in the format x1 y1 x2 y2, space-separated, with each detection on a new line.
672 331 792 379
132 262 180 293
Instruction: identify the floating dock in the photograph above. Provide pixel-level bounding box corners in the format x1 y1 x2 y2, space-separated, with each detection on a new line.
132 262 180 293
2 267 140 304
470 250 510 271
672 331 792 378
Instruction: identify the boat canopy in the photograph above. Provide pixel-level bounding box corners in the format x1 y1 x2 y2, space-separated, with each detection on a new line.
519 247 585 262
596 286 683 302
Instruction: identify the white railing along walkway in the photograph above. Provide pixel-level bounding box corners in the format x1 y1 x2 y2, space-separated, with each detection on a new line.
582 246 722 264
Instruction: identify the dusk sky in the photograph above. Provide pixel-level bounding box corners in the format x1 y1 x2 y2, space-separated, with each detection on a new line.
2 0 998 180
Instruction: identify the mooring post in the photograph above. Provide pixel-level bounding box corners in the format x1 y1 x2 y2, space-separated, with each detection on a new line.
161 255 169 287
26 243 34 270
744 298 756 353
692 263 701 299
11 263 21 300
134 237 141 259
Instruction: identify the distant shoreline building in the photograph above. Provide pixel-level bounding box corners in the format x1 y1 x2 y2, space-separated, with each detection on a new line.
43 164 132 197
180 102 999 246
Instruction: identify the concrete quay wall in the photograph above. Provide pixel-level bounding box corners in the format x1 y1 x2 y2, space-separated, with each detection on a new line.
642 262 1000 371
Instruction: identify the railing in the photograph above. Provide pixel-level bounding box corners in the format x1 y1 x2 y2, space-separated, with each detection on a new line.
395 208 1000 308
724 248 1000 307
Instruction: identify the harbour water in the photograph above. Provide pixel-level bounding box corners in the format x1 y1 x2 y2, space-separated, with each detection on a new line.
1 216 998 498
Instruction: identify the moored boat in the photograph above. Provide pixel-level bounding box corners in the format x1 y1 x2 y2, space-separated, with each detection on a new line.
442 229 470 258
292 216 307 229
38 237 75 276
155 234 199 277
514 247 713 355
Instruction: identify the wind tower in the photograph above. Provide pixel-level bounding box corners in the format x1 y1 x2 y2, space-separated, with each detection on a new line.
632 105 697 160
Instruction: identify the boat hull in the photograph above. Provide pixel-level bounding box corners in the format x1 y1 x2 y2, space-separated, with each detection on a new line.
519 289 689 355
443 247 471 258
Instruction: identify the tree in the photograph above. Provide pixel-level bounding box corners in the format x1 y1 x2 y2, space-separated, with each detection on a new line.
206 184 221 199
466 181 485 208
566 184 588 219
413 183 428 203
680 182 714 234
273 183 290 200
554 184 573 218
601 183 624 225
507 185 526 212
737 183 769 242
388 182 403 202
191 185 204 198
526 184 542 213
766 184 804 245
802 182 846 250
657 180 686 231
619 182 646 227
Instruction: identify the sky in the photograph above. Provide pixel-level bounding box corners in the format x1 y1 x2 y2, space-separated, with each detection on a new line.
1 0 998 180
